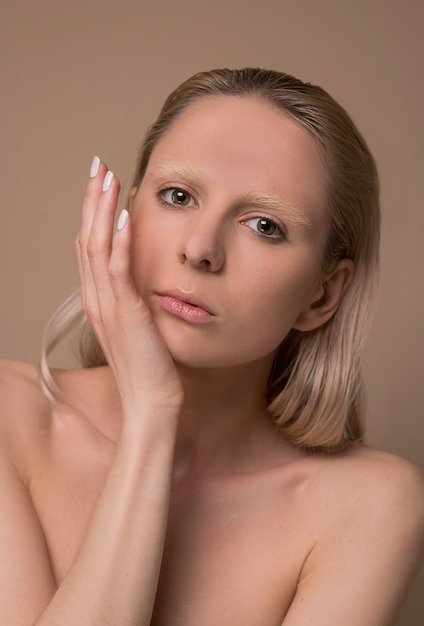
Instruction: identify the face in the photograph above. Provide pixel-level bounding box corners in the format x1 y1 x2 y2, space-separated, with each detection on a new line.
130 95 330 371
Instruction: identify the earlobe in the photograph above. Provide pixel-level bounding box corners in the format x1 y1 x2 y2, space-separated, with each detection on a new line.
293 259 354 331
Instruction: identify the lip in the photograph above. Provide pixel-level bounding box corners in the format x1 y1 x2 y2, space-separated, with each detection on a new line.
154 289 216 323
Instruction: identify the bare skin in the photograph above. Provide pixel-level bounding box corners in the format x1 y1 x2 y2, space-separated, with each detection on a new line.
1 96 423 625
1 360 423 626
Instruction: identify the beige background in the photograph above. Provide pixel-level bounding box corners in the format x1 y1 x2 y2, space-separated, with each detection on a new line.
1 0 423 623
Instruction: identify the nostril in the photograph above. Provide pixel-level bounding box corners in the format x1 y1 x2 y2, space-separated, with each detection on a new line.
177 237 225 272
178 252 212 268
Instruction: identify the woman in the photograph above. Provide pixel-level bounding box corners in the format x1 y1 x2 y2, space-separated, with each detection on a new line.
0 68 423 625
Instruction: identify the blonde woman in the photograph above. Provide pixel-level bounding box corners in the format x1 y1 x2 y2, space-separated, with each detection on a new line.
1 68 423 625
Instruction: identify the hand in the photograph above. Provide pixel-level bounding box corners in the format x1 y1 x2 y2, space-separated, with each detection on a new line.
75 157 184 421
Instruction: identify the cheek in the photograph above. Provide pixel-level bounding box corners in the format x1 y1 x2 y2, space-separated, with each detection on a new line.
131 200 175 260
242 256 322 315
234 297 295 357
232 262 322 346
130 215 162 293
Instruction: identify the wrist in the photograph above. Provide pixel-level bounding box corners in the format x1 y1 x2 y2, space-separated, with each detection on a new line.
119 402 180 444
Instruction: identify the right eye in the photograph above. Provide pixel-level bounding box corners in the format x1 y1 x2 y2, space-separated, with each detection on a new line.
159 187 196 207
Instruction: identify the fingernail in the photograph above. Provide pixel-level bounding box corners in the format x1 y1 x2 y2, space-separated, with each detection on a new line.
117 209 129 230
102 170 114 192
90 155 100 178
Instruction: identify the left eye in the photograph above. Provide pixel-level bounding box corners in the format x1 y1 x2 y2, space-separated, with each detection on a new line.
161 187 195 207
244 217 283 239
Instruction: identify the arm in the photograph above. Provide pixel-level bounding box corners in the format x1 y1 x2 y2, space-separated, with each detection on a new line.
0 159 183 625
38 159 184 625
0 389 57 625
37 409 178 625
282 459 424 626
0 374 178 626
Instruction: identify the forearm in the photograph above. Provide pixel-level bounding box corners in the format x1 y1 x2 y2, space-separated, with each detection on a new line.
36 411 178 626
32 159 183 625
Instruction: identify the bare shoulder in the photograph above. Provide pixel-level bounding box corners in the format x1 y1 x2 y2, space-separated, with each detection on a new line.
280 445 424 624
0 357 43 391
303 444 424 583
0 358 51 431
0 360 51 474
0 358 119 423
319 444 424 513
306 444 424 535
0 357 117 482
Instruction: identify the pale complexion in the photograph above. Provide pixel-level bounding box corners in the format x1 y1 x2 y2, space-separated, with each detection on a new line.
128 95 352 467
131 96 343 371
0 95 423 625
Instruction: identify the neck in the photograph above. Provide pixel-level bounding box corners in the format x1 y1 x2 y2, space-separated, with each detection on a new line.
171 354 286 479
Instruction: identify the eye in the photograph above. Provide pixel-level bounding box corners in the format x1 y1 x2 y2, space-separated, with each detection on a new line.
160 187 196 207
244 217 284 240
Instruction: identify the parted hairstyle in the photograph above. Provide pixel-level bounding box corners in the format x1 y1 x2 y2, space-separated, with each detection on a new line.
41 67 380 452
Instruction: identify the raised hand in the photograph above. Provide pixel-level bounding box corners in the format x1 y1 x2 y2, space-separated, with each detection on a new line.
75 156 184 421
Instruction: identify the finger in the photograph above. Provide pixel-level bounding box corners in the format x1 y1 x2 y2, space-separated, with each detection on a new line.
79 156 109 245
76 157 109 303
108 210 141 309
76 157 117 321
86 169 121 307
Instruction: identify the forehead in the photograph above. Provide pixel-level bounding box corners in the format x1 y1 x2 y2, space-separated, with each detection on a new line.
148 95 328 218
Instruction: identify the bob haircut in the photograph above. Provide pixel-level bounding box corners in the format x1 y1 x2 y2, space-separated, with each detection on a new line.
40 67 380 452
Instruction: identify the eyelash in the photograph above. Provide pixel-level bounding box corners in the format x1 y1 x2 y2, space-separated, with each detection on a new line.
242 217 285 242
156 186 286 243
157 186 197 208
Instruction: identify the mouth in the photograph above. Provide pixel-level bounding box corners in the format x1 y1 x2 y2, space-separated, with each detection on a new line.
154 289 216 323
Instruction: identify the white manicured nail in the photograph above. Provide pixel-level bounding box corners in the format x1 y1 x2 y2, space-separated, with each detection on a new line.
117 209 129 230
90 155 100 178
102 170 114 192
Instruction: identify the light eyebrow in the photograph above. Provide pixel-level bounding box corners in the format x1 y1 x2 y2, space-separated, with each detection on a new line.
241 191 314 233
147 163 203 186
147 165 315 234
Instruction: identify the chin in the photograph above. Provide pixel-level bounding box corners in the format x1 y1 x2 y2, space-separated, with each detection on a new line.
156 318 279 373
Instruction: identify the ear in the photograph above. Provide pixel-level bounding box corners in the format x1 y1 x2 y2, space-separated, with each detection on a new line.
293 259 354 332
127 186 139 212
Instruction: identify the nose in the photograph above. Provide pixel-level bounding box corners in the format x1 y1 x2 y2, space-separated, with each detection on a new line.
177 211 226 272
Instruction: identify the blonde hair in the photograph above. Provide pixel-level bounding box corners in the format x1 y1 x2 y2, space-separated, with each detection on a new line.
41 68 380 452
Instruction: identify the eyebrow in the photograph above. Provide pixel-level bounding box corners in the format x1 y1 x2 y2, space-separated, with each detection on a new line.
147 163 202 186
240 191 314 233
147 163 314 233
